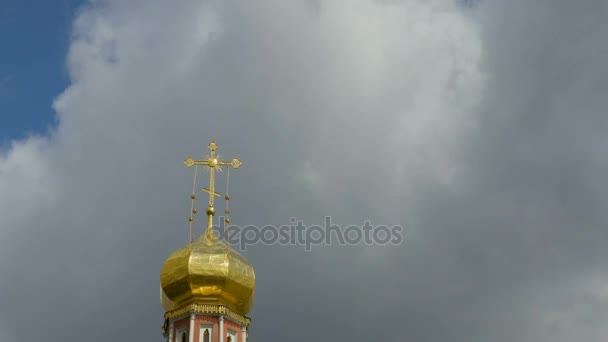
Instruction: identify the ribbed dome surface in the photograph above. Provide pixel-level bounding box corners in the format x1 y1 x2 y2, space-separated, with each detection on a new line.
160 232 255 315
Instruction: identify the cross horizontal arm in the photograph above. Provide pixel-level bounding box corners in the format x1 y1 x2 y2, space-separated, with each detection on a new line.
217 158 242 169
183 157 209 168
184 157 241 168
192 161 211 165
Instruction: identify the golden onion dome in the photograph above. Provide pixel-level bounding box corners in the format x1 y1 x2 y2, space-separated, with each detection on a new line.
160 231 255 315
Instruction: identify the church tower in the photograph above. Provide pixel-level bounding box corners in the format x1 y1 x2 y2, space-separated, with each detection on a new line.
160 141 255 342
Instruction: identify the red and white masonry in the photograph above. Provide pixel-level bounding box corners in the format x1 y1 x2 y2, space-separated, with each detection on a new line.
167 314 247 342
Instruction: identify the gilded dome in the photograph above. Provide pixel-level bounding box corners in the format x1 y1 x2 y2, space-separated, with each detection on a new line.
160 231 255 315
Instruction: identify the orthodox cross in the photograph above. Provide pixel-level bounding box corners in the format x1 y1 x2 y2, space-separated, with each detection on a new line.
184 141 242 239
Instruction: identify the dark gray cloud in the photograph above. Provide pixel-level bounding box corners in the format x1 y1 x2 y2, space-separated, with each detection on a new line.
0 0 607 341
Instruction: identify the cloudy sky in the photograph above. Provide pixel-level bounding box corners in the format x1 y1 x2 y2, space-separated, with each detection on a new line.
1 0 608 341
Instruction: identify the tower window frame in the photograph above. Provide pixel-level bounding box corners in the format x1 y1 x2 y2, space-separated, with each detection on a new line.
175 328 187 342
200 323 214 342
227 328 238 342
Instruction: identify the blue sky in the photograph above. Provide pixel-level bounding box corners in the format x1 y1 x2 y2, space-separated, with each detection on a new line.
0 0 82 144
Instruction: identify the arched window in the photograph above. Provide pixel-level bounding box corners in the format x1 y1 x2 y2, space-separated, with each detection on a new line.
181 331 187 342
203 329 210 342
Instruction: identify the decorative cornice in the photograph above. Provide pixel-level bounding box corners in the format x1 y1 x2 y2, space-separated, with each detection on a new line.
164 304 251 327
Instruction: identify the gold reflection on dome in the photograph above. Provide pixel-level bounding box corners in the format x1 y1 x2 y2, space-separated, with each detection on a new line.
160 231 256 315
